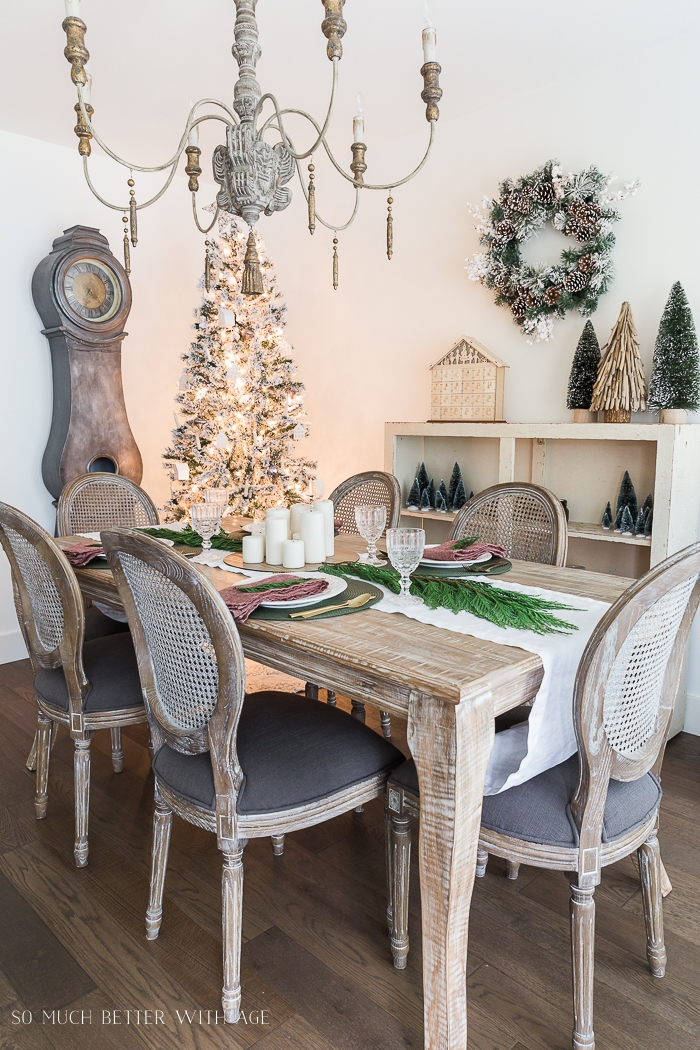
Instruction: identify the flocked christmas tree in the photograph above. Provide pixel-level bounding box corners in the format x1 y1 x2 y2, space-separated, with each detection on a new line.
601 501 612 529
614 470 638 531
566 320 601 411
163 215 315 518
648 282 700 413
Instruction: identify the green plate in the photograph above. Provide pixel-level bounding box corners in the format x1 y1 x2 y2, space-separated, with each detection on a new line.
249 579 384 621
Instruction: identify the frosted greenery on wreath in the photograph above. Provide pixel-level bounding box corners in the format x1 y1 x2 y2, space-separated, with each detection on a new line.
466 160 639 343
163 214 315 518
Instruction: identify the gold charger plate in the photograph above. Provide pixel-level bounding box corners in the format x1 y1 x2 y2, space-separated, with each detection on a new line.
222 551 357 574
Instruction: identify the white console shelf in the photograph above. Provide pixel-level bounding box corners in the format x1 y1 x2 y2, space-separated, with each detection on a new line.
385 422 700 580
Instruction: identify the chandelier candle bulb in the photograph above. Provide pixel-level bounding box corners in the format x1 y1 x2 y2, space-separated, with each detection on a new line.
290 502 312 536
188 123 199 148
242 534 265 564
422 26 437 63
353 114 364 143
64 0 81 17
313 499 335 557
300 510 326 564
282 539 305 569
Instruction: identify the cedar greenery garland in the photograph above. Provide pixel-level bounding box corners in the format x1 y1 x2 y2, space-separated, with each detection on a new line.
648 282 700 412
320 562 581 635
141 526 243 552
466 160 639 343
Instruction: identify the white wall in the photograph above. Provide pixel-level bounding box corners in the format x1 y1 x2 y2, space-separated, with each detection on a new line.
1 14 700 730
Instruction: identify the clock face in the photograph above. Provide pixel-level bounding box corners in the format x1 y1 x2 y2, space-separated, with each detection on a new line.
63 258 122 323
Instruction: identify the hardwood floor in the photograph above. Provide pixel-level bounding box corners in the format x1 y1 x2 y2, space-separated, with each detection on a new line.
0 655 699 1050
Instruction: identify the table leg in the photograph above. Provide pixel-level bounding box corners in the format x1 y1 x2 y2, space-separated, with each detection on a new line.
407 686 494 1050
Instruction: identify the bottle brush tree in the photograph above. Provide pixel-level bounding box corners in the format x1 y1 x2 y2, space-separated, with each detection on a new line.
648 282 700 412
566 321 601 410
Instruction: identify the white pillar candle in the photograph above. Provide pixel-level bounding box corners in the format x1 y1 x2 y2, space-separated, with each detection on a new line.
353 115 364 143
188 121 199 148
313 499 335 558
422 25 437 63
300 511 326 563
65 0 82 18
290 502 312 537
264 517 289 565
266 507 290 533
242 534 265 564
282 539 305 569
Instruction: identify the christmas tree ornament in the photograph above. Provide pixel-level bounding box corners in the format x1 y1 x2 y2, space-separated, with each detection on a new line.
591 302 646 422
620 505 634 535
163 214 315 518
466 160 639 342
406 478 421 509
292 422 306 441
566 321 601 421
601 502 612 529
453 478 467 510
648 282 700 423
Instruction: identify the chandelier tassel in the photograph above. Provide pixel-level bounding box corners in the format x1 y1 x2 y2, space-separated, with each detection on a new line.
122 216 131 274
307 163 316 235
386 195 394 260
242 230 264 296
128 178 138 247
204 239 212 291
332 237 339 290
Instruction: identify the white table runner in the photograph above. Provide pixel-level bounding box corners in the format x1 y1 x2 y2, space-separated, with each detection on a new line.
192 552 611 795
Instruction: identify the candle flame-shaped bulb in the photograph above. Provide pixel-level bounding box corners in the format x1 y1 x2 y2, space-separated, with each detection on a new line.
353 92 365 144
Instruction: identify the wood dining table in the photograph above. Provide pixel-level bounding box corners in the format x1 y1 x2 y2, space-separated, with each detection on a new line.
58 533 631 1050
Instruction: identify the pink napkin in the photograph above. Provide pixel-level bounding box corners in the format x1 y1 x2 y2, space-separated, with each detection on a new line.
64 542 105 567
421 540 506 562
220 574 329 624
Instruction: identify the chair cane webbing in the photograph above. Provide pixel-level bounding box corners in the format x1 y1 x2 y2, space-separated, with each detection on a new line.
4 526 64 652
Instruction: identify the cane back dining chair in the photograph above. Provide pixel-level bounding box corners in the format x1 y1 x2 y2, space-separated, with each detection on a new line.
450 481 568 567
101 528 404 1023
0 503 145 866
385 542 700 1050
57 472 160 537
313 471 402 736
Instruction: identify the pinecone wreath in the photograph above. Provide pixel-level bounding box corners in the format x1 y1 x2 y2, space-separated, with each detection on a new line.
466 160 639 342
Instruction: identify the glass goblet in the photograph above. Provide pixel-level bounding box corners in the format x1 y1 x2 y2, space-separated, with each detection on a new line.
355 505 387 566
190 502 221 552
385 528 425 606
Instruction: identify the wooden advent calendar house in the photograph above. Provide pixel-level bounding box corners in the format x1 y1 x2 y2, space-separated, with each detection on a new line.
430 337 507 422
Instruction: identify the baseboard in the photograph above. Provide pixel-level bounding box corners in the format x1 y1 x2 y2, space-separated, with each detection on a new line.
683 692 700 737
0 628 28 665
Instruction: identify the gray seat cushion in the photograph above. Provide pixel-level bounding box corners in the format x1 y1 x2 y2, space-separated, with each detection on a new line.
34 632 143 714
153 690 405 816
389 754 661 848
84 606 130 642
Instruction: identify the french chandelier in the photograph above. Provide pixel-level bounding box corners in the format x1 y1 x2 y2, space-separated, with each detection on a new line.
62 0 442 294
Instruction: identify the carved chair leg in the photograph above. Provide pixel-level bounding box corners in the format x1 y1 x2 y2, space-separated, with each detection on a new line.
390 811 412 969
35 715 52 819
305 682 319 701
506 860 520 881
110 727 124 773
638 832 666 978
351 699 366 723
146 798 173 940
26 731 38 772
271 834 285 856
569 878 596 1050
380 711 392 739
385 804 394 932
475 847 489 877
73 737 92 867
326 690 337 706
221 842 246 1024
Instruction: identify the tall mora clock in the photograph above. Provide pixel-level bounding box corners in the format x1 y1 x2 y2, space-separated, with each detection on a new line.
32 225 142 498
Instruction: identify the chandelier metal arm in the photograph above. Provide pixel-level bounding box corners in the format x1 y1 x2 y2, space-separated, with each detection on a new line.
77 87 235 174
255 57 339 161
81 156 181 212
192 197 220 234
